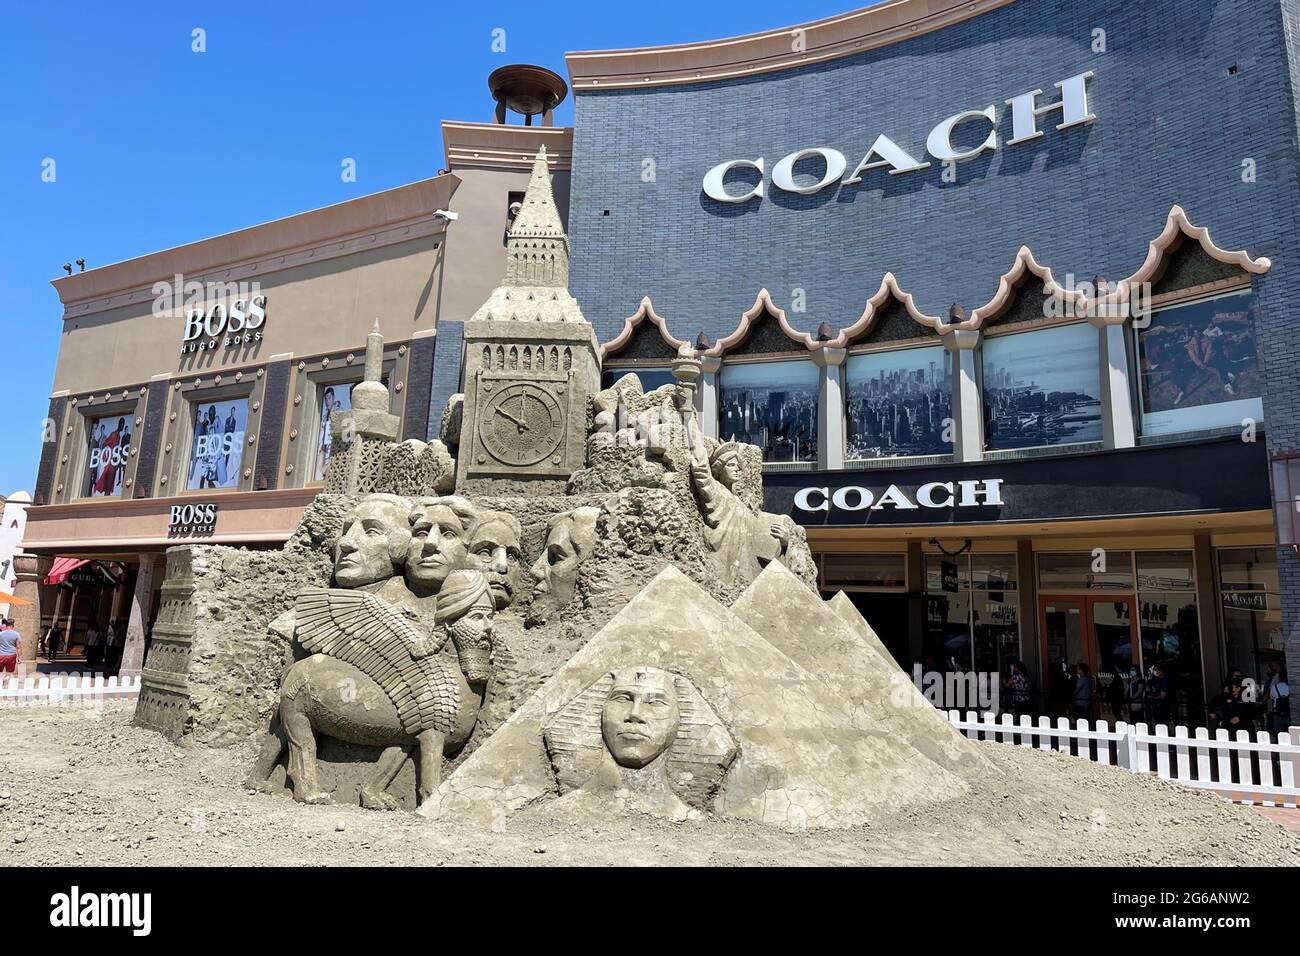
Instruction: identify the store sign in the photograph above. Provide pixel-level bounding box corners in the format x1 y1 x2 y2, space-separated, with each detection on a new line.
1222 592 1268 612
702 72 1095 203
794 478 1004 513
940 560 958 594
169 502 218 537
180 294 267 355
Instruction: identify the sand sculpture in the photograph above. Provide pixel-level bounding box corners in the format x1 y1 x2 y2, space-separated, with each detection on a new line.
133 145 980 827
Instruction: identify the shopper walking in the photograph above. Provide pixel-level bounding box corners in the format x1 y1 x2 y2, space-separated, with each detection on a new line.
46 624 62 663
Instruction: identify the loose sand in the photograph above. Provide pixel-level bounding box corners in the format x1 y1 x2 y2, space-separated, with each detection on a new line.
1 704 1296 866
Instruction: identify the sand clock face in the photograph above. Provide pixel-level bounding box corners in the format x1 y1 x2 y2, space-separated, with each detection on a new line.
480 383 564 467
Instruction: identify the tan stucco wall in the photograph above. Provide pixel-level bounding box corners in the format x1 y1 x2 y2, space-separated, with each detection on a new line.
54 234 444 393
435 165 572 324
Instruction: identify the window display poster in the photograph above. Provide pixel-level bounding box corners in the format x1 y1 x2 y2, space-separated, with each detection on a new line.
314 384 353 480
84 415 133 497
719 361 819 462
982 323 1103 449
1136 291 1262 436
186 399 249 490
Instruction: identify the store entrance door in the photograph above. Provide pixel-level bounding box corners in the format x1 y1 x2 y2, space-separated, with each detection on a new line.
1040 595 1139 718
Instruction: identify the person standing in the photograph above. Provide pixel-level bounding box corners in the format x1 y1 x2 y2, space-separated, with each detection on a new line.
106 622 126 673
46 624 62 663
0 618 21 674
1268 669 1291 736
1008 660 1033 718
84 624 105 672
1073 662 1095 721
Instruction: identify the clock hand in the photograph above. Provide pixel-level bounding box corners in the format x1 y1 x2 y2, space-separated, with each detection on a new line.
493 405 530 432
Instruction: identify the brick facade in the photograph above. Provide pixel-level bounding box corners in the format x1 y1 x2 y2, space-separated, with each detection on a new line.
568 0 1300 683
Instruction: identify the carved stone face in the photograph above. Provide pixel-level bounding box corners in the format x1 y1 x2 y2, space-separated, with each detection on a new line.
334 495 411 588
406 501 471 591
530 507 599 611
449 592 496 646
467 512 523 609
601 668 681 769
711 449 742 489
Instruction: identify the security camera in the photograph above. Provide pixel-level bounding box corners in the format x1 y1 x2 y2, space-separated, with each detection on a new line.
433 209 459 222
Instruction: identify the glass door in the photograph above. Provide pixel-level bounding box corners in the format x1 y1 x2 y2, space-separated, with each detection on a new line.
1040 595 1139 718
1042 597 1087 715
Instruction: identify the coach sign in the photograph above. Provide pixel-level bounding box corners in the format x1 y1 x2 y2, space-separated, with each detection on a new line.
764 438 1272 529
795 479 1004 514
703 72 1095 204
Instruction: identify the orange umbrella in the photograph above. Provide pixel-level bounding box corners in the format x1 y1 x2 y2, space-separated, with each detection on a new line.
0 594 34 607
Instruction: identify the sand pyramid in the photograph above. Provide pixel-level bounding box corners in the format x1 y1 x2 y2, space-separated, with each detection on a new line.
732 562 987 775
828 590 897 666
421 566 970 829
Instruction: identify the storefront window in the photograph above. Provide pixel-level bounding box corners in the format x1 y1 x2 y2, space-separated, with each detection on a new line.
924 554 1018 677
845 346 952 459
82 414 133 498
312 384 353 481
1037 552 1134 591
1217 547 1283 685
982 323 1103 449
1135 550 1201 719
821 553 906 589
185 399 249 490
600 367 675 392
719 360 817 462
1134 290 1263 437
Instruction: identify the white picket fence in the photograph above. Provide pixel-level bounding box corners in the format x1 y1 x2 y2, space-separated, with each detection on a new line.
0 673 142 708
944 710 1300 808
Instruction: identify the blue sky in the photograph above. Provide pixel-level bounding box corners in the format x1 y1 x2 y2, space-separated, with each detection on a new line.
0 0 862 497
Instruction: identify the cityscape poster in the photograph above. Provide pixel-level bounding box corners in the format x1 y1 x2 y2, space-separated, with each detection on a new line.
845 345 952 459
719 360 818 462
982 323 1103 449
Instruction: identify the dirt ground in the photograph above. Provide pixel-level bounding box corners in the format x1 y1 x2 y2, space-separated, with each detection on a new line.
1 703 1296 867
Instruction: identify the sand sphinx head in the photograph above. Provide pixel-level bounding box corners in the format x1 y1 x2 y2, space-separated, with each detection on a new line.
542 666 738 813
600 667 681 768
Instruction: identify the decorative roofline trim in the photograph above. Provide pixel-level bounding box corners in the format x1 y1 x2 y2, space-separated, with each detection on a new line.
597 206 1270 357
707 288 820 356
599 296 687 360
1113 204 1270 296
967 246 1087 326
565 0 1016 91
826 273 956 347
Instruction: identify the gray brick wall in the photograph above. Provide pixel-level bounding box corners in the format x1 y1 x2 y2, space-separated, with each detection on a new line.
426 320 464 443
569 0 1300 683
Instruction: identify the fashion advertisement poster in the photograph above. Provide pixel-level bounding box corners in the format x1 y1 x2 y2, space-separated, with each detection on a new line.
982 322 1103 449
719 360 818 462
1135 290 1262 436
313 384 353 481
186 399 249 490
83 414 133 497
846 345 952 459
